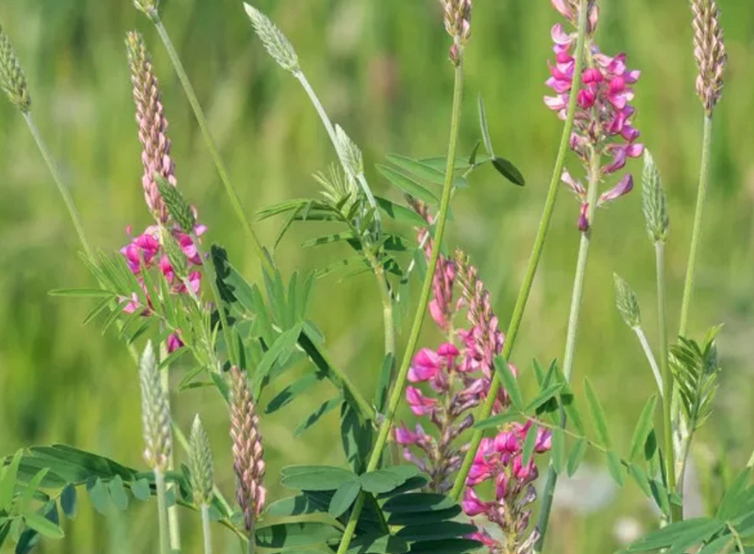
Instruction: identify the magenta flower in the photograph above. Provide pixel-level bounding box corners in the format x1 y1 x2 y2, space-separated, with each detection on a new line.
544 3 643 231
406 386 439 416
167 332 184 353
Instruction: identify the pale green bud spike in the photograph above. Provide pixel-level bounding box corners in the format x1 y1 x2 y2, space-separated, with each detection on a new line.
133 0 159 17
243 3 299 74
139 341 172 471
0 24 31 112
157 176 196 233
334 125 364 177
614 273 641 328
188 415 214 506
642 150 669 244
160 227 189 281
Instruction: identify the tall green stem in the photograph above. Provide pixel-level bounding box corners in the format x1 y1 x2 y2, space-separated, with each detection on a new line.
656 242 680 521
154 469 172 554
150 13 272 275
335 56 465 554
633 326 663 394
201 504 213 554
679 115 713 337
449 0 589 502
159 338 182 553
534 145 601 554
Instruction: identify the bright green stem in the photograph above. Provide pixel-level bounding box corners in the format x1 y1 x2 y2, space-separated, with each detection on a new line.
201 504 213 554
150 13 272 275
449 0 589 502
534 145 601 554
22 112 93 259
159 339 182 553
334 56 465 554
679 115 713 338
633 326 663 395
155 469 172 554
365 251 396 359
656 242 680 521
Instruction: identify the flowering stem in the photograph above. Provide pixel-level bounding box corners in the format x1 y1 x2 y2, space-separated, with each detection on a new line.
335 54 465 554
534 144 601 554
656 241 680 521
633 326 663 394
678 115 713 337
201 504 213 554
159 338 182 553
449 0 589 502
365 250 396 361
149 13 272 275
154 469 172 554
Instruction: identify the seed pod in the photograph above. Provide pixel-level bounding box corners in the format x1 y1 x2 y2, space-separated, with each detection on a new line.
189 415 214 507
642 150 669 244
0 24 31 112
243 3 299 74
139 341 172 471
613 274 641 329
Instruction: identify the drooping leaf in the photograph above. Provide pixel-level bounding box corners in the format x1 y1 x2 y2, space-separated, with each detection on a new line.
474 412 520 430
0 450 23 510
566 439 587 477
340 399 373 474
22 512 64 540
86 477 110 515
521 424 538 466
526 383 564 414
605 451 625 487
265 371 322 414
629 395 658 461
108 475 129 511
60 484 77 519
624 518 725 552
491 157 526 187
130 479 151 502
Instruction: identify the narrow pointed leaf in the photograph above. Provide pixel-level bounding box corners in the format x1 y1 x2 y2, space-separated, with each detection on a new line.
584 378 612 448
494 357 523 411
629 395 658 461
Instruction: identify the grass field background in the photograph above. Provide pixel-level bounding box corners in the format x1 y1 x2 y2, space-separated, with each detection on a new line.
1 0 753 552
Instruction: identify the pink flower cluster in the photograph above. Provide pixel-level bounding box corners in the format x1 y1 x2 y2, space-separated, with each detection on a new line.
544 0 643 231
120 222 206 352
463 422 551 553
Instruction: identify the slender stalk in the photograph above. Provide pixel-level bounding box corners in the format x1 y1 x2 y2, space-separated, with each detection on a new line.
534 145 601 554
678 115 713 337
747 449 754 469
22 112 93 259
335 56 465 554
365 251 396 359
633 326 663 394
656 242 680 521
159 338 182 553
201 504 213 554
154 469 172 554
149 13 272 275
449 0 589 502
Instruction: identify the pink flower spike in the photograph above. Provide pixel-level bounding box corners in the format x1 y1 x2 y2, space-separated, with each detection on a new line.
577 88 596 109
599 174 634 205
405 387 438 416
551 24 574 46
408 348 441 383
550 0 573 19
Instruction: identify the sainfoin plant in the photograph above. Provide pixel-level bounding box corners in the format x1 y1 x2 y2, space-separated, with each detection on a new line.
2 0 753 553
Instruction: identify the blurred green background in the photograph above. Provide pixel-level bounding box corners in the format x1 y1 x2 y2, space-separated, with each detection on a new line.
1 0 753 552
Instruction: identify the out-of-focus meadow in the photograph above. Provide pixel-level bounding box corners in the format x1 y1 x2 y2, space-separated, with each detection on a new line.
1 0 753 552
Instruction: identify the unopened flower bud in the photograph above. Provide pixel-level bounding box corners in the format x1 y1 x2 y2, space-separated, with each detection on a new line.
189 415 214 507
139 341 172 471
157 176 196 233
613 274 641 329
243 3 299 74
0 24 31 112
133 0 159 17
642 150 669 243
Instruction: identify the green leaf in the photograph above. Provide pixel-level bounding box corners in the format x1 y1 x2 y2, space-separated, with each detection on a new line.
81 297 115 326
0 450 23 511
252 323 303 399
409 539 482 554
281 466 358 491
629 395 658 461
266 494 328 517
584 378 612 448
386 154 467 189
381 493 456 514
375 197 427 227
131 478 151 501
255 522 342 549
716 467 753 520
526 383 564 414
521 424 538 466
375 165 439 206
478 96 494 156
374 354 394 415
551 427 565 474
491 157 526 187
340 400 373 474
697 535 733 554
19 469 48 512
265 371 322 414
385 506 462 526
295 397 343 437
474 412 520 430
606 451 625 486
108 475 129 511
629 464 653 498
347 534 409 554
22 513 64 540
60 484 77 519
624 518 725 552
567 439 587 477
396 522 477 541
360 470 404 494
86 478 110 515
328 481 361 518
48 289 116 298
494 356 523 411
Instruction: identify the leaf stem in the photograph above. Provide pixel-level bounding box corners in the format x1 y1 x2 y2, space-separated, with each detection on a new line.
335 54 465 554
449 0 589 502
150 13 272 275
534 143 601 554
154 469 172 554
633 325 663 394
656 241 680 521
679 115 713 337
201 504 213 554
